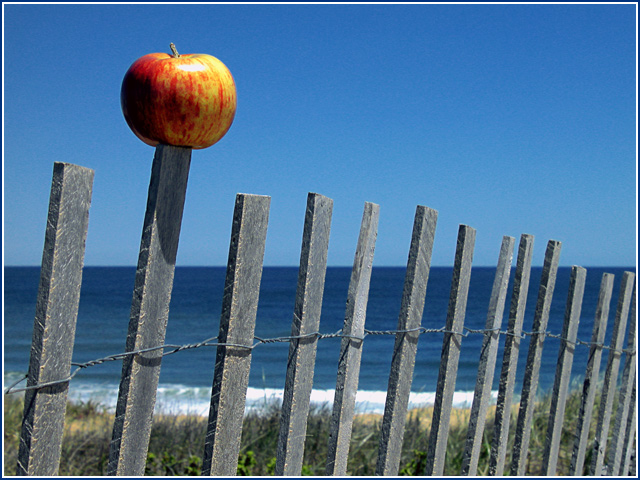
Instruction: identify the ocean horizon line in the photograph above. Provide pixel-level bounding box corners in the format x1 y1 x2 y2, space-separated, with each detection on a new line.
5 264 636 269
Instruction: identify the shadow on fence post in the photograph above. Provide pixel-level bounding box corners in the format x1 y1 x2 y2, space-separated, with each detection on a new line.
108 145 192 476
17 162 94 476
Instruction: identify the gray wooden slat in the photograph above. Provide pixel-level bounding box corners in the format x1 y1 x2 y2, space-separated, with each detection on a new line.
423 224 476 476
16 162 94 476
569 272 615 475
620 379 636 476
607 280 636 474
620 298 637 478
510 239 562 476
201 193 271 476
326 202 379 476
460 235 515 475
589 271 635 475
541 265 586 475
375 205 438 476
275 192 333 476
107 145 192 476
488 233 535 476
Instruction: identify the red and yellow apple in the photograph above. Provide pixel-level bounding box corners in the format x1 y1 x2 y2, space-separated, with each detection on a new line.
121 44 237 149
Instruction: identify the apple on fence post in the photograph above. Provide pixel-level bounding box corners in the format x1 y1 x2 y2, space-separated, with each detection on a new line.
121 42 237 149
110 44 237 476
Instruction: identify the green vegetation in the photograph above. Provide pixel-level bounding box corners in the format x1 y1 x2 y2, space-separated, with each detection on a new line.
2 386 626 476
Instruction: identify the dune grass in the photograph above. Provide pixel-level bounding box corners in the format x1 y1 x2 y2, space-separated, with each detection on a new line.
2 385 630 476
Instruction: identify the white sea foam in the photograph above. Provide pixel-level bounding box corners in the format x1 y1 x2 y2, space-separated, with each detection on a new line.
4 373 498 418
69 383 496 417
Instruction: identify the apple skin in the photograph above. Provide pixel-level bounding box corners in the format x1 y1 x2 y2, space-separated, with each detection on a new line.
121 51 237 149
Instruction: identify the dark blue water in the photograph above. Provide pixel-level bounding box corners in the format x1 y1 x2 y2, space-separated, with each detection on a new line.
3 266 635 414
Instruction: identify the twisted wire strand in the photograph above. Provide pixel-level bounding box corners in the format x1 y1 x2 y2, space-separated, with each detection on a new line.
4 322 634 396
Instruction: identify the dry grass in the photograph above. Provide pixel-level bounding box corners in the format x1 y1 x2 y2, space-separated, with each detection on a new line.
3 384 626 476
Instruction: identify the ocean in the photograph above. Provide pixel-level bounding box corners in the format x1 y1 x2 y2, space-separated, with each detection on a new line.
3 265 635 416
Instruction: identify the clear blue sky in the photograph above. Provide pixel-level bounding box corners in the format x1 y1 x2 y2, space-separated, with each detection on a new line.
3 3 637 268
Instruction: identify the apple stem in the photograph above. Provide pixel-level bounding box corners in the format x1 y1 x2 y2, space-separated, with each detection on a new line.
170 43 180 58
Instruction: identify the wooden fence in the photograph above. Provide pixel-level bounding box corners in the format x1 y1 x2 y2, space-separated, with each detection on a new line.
8 155 637 476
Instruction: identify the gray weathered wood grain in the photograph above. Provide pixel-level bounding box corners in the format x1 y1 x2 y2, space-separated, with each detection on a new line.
620 290 637 477
108 145 192 476
589 271 635 475
541 265 586 475
510 239 562 476
375 205 438 476
325 202 379 476
620 379 636 476
606 279 636 475
460 235 515 475
488 233 535 476
16 162 94 476
423 224 476 476
275 193 333 476
569 272 615 475
201 193 271 476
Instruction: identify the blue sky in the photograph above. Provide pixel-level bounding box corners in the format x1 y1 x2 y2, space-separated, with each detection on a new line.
3 3 637 268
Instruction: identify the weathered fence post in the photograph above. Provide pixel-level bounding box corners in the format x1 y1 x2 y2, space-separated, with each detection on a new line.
569 272 615 475
541 265 586 475
461 235 515 475
620 380 637 476
589 271 635 475
619 286 637 476
16 162 94 476
607 283 637 474
201 193 271 476
326 202 380 476
375 205 438 476
275 192 333 476
108 145 192 476
488 233 535 475
510 239 562 476
423 224 476 476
